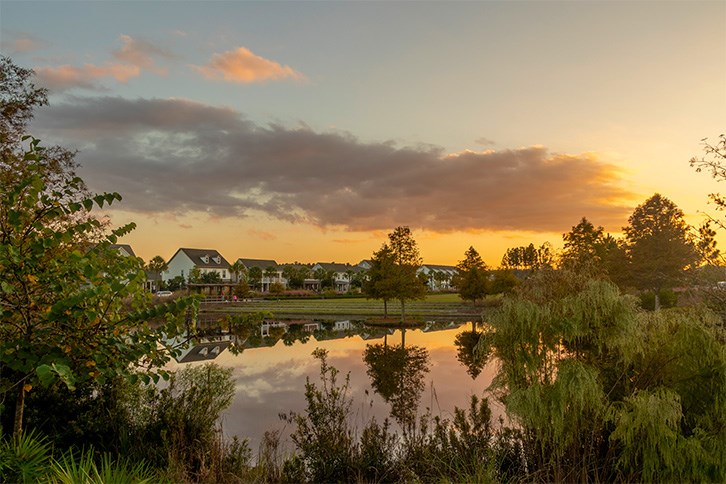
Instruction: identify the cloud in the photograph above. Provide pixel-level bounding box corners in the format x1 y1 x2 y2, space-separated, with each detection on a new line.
475 136 496 147
248 229 277 241
5 32 48 54
112 34 174 75
193 47 304 83
32 96 635 233
35 63 140 93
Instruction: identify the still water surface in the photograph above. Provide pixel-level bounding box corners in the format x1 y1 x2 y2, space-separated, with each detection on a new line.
168 321 502 450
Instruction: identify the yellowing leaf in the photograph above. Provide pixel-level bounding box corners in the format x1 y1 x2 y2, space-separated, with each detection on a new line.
23 383 32 392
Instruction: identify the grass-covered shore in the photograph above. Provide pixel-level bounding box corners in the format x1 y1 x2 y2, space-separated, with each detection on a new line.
201 293 494 322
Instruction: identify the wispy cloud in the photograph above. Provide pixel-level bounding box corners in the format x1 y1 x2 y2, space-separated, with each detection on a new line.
193 47 304 83
33 96 635 233
5 32 48 54
35 63 140 92
112 34 174 75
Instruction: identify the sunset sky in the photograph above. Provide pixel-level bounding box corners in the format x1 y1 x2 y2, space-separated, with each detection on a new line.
2 1 724 266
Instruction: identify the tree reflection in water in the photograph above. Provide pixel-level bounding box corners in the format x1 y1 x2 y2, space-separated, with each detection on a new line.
454 321 492 380
363 329 430 432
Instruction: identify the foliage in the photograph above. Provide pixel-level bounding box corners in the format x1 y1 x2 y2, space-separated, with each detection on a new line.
247 266 263 291
490 268 520 294
0 138 193 437
282 264 311 289
623 194 700 309
454 330 489 379
363 339 430 431
690 133 726 228
455 246 489 302
364 227 426 321
560 217 620 276
500 242 554 272
0 56 47 150
281 348 356 482
363 243 398 318
0 429 51 483
481 269 726 482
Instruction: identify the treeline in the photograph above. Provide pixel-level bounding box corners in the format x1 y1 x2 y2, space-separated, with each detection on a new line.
1 54 725 482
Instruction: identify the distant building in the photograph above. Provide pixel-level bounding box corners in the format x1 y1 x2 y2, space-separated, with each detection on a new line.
110 244 137 258
418 264 458 291
236 258 283 292
164 248 231 282
312 262 364 292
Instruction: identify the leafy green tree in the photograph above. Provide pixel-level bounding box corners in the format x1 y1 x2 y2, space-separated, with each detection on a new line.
247 266 263 291
454 330 488 379
560 217 620 276
500 242 554 272
145 255 167 290
282 264 310 289
200 271 221 284
454 246 489 303
387 226 426 321
229 261 246 283
265 266 278 286
363 244 398 318
0 139 191 437
489 269 520 294
623 194 699 310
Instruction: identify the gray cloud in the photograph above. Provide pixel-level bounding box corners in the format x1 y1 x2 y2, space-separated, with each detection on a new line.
32 96 634 232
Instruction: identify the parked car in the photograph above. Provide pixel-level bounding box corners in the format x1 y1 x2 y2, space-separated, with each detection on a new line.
154 290 173 297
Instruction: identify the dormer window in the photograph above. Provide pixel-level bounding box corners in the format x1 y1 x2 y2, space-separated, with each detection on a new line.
213 255 221 264
201 255 209 264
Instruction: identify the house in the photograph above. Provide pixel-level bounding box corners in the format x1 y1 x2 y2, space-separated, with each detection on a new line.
110 244 136 258
164 248 231 283
418 264 458 291
311 262 364 292
236 258 283 292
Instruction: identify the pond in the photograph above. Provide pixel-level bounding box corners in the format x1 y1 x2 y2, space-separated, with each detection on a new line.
166 320 503 451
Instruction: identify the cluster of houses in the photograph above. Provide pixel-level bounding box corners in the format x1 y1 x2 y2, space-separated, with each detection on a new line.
113 245 459 294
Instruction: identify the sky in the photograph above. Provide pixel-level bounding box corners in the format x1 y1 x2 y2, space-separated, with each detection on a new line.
2 1 725 266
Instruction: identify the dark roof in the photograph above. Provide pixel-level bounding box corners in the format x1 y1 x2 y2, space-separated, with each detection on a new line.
237 258 279 269
422 264 458 272
110 244 136 257
175 248 231 269
314 262 362 273
177 341 231 363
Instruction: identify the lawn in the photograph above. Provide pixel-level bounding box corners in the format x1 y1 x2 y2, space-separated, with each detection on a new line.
202 293 493 321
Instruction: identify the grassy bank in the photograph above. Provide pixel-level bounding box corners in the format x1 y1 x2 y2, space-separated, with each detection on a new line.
202 293 495 322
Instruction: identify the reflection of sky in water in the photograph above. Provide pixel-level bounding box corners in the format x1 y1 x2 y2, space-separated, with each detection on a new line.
169 325 502 451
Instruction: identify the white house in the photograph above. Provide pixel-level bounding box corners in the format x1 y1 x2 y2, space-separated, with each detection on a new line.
312 262 363 292
418 264 458 291
236 258 283 292
164 248 231 282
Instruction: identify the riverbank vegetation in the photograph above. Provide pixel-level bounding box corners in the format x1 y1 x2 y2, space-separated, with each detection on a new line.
1 56 724 482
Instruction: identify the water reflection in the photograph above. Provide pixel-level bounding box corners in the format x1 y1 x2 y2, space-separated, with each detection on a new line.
166 318 501 449
363 330 430 431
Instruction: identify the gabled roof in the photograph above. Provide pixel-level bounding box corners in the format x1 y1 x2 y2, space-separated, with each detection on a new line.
237 258 279 270
173 248 231 269
421 264 458 273
110 244 136 257
314 262 363 273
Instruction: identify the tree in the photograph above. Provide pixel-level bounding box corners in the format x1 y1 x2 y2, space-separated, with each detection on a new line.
386 226 426 321
363 244 397 318
282 264 309 289
501 242 554 272
560 217 619 275
145 255 168 290
623 194 699 310
265 266 278 287
0 138 191 437
0 56 47 150
229 261 246 283
690 134 726 228
483 271 725 481
454 246 489 303
247 266 263 291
